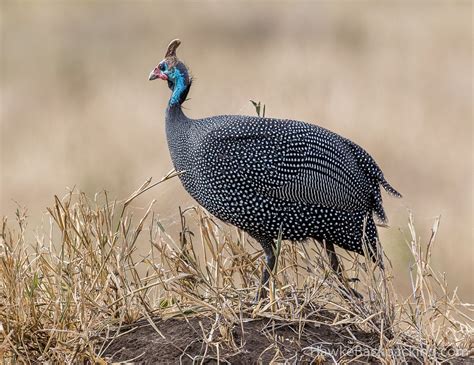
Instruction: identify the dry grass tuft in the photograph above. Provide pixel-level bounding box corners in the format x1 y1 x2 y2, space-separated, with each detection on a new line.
0 178 472 363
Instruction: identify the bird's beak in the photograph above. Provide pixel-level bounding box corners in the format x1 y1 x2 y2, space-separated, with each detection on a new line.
148 67 168 81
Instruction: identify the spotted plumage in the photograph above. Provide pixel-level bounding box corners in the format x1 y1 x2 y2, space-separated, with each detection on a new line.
149 39 402 297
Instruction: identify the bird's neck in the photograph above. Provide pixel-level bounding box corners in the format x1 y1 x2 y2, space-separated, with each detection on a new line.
167 66 191 106
169 76 187 106
165 104 192 172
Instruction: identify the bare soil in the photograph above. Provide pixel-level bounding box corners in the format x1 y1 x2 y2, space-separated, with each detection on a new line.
101 313 384 364
101 313 473 364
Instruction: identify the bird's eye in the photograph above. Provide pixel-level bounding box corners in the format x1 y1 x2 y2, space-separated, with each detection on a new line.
158 63 166 71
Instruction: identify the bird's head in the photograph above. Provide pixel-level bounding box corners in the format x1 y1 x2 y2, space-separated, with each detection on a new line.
149 39 192 106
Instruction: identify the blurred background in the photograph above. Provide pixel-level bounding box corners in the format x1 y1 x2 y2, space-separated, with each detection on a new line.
1 1 472 299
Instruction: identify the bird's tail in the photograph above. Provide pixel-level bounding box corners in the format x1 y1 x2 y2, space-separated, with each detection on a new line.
381 178 402 198
372 177 402 223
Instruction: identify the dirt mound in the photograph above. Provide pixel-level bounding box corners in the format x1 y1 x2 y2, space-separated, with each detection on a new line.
3 192 472 364
102 314 473 364
102 314 383 364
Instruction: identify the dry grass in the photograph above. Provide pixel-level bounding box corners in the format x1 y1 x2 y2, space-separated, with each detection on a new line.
0 178 472 363
2 3 472 302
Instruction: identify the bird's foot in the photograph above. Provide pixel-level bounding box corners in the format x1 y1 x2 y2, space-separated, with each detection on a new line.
339 285 363 301
252 287 268 304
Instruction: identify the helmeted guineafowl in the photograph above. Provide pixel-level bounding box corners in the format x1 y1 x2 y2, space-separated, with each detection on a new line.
149 39 402 299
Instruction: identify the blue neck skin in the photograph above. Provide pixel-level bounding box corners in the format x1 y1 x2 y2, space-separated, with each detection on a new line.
169 68 186 106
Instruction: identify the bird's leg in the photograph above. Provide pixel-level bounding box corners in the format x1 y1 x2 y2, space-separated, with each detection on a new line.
368 240 385 271
255 237 276 301
324 241 363 300
324 241 358 282
324 241 343 275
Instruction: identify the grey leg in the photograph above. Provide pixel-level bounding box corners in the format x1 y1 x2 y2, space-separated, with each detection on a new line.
324 241 343 275
254 236 276 300
323 240 363 299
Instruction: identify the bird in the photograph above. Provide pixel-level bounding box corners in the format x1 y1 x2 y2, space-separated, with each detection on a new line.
149 39 402 299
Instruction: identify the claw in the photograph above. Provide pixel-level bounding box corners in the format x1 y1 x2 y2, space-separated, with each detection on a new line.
253 286 268 303
339 285 363 300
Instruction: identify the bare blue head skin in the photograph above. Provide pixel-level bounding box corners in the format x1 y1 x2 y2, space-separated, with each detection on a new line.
149 39 192 106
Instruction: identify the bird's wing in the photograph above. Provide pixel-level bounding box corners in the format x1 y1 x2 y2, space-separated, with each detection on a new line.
199 118 375 212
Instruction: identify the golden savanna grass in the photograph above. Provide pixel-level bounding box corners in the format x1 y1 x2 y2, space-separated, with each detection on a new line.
0 178 472 363
1 1 472 363
2 2 472 300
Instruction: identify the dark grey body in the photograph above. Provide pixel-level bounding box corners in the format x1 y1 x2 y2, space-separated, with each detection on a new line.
165 105 401 294
150 40 400 298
